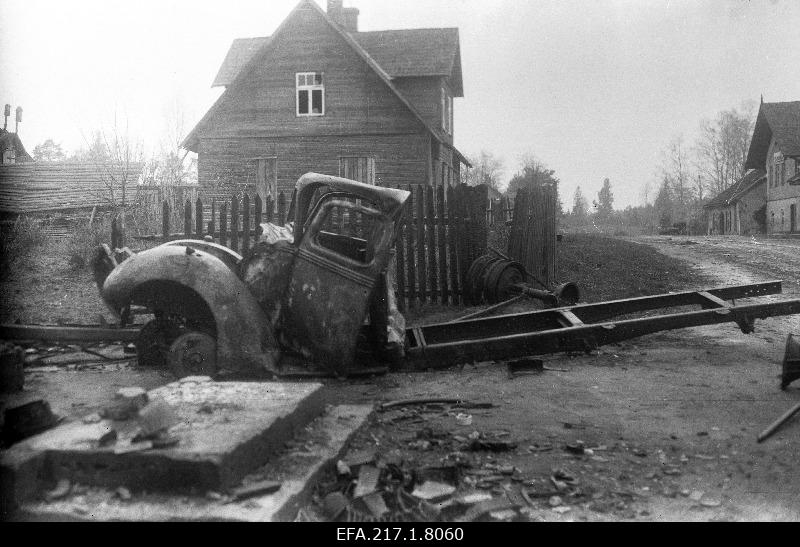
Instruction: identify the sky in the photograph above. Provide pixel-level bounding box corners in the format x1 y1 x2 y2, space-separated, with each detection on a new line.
1 0 799 209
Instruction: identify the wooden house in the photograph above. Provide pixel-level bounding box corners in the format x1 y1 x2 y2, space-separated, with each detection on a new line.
703 169 766 235
0 128 32 165
182 0 469 205
744 100 800 234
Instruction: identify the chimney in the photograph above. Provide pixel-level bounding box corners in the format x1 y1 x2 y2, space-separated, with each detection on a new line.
15 106 22 134
3 104 9 131
327 0 359 32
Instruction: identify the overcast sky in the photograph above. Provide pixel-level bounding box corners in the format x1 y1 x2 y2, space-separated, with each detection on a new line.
1 0 799 208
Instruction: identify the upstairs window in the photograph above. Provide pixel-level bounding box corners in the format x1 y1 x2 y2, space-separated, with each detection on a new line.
441 87 452 135
297 72 324 116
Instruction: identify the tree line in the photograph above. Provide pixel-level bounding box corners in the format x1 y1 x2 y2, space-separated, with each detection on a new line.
462 101 757 235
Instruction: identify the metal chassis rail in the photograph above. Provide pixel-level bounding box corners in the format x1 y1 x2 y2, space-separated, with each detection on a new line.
405 281 800 368
0 324 141 343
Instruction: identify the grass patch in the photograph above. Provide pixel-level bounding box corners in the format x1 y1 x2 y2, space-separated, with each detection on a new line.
66 219 111 270
0 216 47 280
557 233 711 302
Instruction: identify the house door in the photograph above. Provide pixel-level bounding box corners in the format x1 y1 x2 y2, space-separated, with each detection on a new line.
718 213 725 234
791 204 797 233
256 158 278 212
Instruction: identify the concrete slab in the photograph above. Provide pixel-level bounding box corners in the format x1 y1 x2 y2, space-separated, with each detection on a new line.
13 405 372 521
1 379 328 503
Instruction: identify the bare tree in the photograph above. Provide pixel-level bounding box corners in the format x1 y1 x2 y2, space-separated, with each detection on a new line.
694 102 756 195
73 119 146 240
660 135 694 221
461 150 505 191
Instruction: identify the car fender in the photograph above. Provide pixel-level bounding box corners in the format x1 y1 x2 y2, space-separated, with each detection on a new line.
101 244 277 374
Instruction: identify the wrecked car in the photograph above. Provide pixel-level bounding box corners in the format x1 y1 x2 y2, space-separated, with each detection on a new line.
93 173 410 378
93 174 800 381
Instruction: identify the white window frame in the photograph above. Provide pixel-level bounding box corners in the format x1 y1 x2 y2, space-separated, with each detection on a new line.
296 72 325 117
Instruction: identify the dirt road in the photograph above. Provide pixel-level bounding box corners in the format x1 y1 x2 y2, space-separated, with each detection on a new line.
331 235 800 521
6 235 800 521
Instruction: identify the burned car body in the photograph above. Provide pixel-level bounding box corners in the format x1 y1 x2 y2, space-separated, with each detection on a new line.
94 173 410 378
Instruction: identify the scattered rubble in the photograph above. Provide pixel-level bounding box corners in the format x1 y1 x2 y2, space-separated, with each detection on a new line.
0 342 24 393
1 399 61 446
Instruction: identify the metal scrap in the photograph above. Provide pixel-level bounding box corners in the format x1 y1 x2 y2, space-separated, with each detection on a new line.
230 479 282 501
353 465 381 498
757 401 800 443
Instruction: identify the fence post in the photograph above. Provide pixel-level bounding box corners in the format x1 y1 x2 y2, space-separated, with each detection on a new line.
254 194 263 233
415 186 427 305
230 194 239 253
455 185 470 303
405 185 417 309
437 186 448 304
184 199 192 239
219 202 228 248
195 198 203 238
242 193 251 255
426 185 437 304
211 199 216 240
162 201 170 243
395 198 406 313
265 195 274 224
446 187 460 305
277 192 287 225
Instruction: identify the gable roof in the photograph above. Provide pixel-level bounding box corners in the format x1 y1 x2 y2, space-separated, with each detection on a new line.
0 129 33 162
351 28 462 96
186 0 469 166
211 29 463 96
703 169 765 209
745 101 800 170
212 37 270 88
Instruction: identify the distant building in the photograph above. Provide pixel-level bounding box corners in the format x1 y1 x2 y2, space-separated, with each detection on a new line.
744 100 800 234
703 169 766 235
183 0 469 205
0 128 32 165
0 162 144 237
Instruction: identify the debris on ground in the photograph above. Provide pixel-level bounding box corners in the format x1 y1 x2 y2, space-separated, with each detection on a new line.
757 401 800 443
506 358 544 378
229 479 282 501
0 342 25 393
44 479 72 502
1 399 61 446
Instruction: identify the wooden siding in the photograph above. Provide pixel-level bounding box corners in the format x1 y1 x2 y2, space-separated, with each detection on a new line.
393 76 448 142
198 134 430 201
201 3 426 140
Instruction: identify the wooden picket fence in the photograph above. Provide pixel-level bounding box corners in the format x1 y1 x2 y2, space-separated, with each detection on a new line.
507 185 558 287
122 184 491 311
123 192 293 256
119 185 556 310
117 183 557 310
394 183 488 310
486 196 514 226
